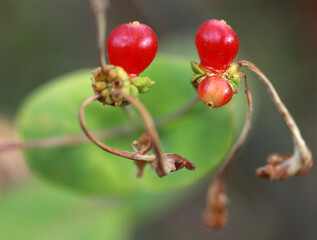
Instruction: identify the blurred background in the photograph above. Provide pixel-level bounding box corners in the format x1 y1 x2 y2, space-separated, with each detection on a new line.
0 0 316 239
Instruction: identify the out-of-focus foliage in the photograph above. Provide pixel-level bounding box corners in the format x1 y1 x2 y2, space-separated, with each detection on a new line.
0 178 187 240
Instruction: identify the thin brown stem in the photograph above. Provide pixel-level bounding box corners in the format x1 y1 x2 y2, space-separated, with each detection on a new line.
155 96 200 127
0 124 133 153
90 0 109 72
239 60 312 179
78 94 156 162
203 74 253 230
216 75 253 181
0 95 200 154
113 90 169 177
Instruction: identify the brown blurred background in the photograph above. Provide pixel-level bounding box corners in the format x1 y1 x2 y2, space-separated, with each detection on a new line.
0 0 316 239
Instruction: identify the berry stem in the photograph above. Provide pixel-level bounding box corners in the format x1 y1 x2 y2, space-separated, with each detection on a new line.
216 75 253 181
78 94 156 162
90 0 109 72
239 60 313 179
202 75 253 229
113 89 169 177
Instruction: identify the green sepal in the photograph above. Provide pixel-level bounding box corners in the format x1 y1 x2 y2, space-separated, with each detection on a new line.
92 81 107 92
130 77 150 87
190 73 203 84
228 81 237 93
129 84 139 98
130 77 155 94
190 61 205 74
227 62 240 75
105 92 114 105
230 77 241 87
228 71 243 88
107 68 117 82
115 66 130 82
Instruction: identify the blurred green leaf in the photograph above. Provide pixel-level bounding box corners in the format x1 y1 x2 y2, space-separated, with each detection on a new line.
0 178 192 240
0 180 131 240
17 55 235 196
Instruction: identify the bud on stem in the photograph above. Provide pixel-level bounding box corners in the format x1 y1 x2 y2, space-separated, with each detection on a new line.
91 65 155 106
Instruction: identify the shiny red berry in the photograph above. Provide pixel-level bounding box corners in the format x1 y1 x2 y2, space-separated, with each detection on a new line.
107 21 158 77
195 19 239 73
198 76 233 108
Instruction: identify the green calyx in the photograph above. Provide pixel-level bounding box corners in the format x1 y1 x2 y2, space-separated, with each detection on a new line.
190 61 212 90
91 65 155 107
190 60 244 94
190 61 205 90
130 76 155 93
222 62 244 93
191 61 205 74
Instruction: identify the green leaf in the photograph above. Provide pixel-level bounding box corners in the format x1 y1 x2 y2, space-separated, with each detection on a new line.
0 180 131 240
0 178 192 240
17 55 235 196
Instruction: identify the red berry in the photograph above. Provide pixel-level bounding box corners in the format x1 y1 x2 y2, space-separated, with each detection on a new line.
198 76 233 108
107 21 158 77
195 19 239 73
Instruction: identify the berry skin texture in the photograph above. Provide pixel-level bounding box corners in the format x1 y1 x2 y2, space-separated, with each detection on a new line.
198 76 233 108
107 21 158 77
196 19 239 73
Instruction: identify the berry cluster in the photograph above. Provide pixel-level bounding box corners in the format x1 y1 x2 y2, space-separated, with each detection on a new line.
191 19 243 108
91 21 157 106
93 19 243 109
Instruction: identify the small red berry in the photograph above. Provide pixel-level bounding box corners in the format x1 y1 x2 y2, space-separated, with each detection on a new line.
107 21 158 77
198 76 233 108
195 19 239 73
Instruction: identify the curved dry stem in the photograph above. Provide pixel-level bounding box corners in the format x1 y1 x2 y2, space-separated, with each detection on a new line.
216 75 253 181
239 60 313 180
90 0 109 73
78 94 156 162
113 90 169 177
203 75 253 230
203 179 228 229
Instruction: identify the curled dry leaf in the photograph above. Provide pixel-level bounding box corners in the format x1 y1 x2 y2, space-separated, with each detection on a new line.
151 153 195 176
256 144 313 180
239 60 313 181
203 179 228 229
131 132 196 177
162 153 196 173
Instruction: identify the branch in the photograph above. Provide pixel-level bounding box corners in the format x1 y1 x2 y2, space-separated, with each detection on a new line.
239 60 313 180
0 124 133 153
113 90 169 177
90 0 109 72
216 75 253 181
0 96 200 154
78 94 156 162
203 75 253 229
